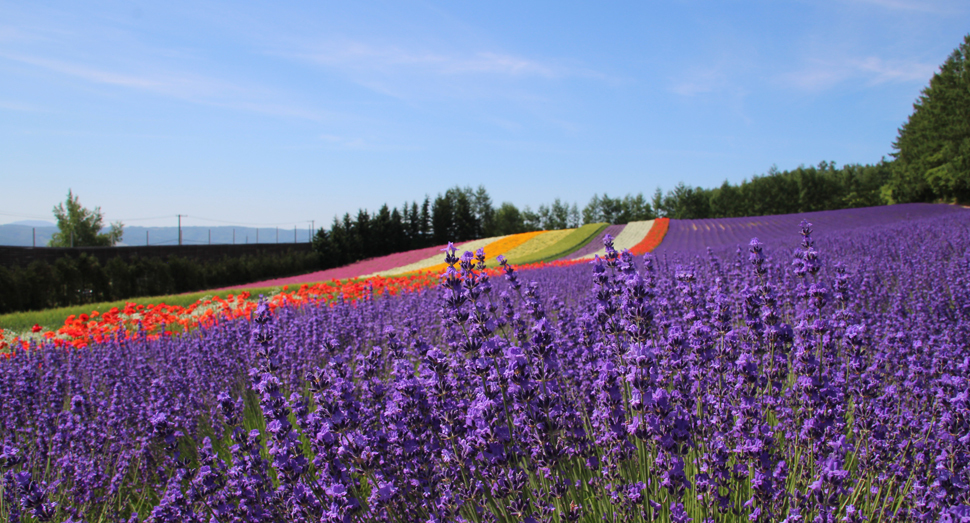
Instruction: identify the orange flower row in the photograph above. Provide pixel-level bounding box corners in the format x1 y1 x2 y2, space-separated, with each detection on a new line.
414 231 546 276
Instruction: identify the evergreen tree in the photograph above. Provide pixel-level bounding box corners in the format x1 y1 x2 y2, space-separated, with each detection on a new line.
887 33 970 203
472 185 496 237
419 197 432 246
355 209 371 260
451 188 477 241
372 204 393 255
432 193 455 245
312 227 335 267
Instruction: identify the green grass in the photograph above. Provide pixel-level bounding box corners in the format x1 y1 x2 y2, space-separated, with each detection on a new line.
0 285 294 333
506 223 609 265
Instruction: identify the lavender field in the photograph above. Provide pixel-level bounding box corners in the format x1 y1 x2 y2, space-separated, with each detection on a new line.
654 203 966 254
1 205 969 522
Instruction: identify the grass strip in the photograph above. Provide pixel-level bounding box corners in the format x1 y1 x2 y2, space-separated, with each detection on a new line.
506 223 609 265
496 229 571 263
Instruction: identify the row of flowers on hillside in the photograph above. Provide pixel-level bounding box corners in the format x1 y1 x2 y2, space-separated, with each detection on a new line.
2 250 662 353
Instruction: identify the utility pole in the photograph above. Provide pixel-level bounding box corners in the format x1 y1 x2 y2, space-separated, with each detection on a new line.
208 229 211 245
311 220 315 242
178 214 183 246
256 228 259 244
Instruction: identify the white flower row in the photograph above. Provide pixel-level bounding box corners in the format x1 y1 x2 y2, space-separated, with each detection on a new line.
573 220 655 260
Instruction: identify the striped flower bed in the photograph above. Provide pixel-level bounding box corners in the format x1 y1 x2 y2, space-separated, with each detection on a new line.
570 219 656 260
481 230 545 259
205 219 670 293
629 217 669 255
566 223 626 259
509 223 609 265
220 243 450 290
405 231 545 275
370 236 503 277
499 229 575 264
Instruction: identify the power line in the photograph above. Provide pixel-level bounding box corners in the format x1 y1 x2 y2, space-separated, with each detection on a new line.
114 214 177 222
0 211 52 220
181 214 315 227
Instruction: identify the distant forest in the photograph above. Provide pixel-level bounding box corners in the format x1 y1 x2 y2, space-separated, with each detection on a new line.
312 159 895 268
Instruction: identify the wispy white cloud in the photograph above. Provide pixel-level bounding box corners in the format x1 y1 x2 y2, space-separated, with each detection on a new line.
480 115 524 133
278 39 617 107
319 133 367 149
0 51 329 121
0 26 27 42
778 56 937 91
667 44 756 100
845 0 964 14
0 100 44 112
854 56 939 83
298 41 561 78
670 66 729 96
0 51 175 90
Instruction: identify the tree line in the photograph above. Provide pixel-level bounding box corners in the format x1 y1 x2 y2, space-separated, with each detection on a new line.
311 186 658 269
651 160 893 219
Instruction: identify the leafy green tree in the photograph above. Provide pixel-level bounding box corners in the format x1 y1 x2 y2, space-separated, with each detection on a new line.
582 194 601 224
547 198 570 230
492 202 526 235
567 203 581 228
709 181 744 217
536 204 552 230
617 193 654 222
887 33 970 204
582 193 622 223
522 205 542 231
49 190 124 247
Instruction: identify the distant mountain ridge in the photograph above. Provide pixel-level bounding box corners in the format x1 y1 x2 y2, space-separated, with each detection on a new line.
0 225 314 247
9 220 56 227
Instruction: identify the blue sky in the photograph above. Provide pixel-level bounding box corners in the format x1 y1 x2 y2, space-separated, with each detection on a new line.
1 0 968 229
